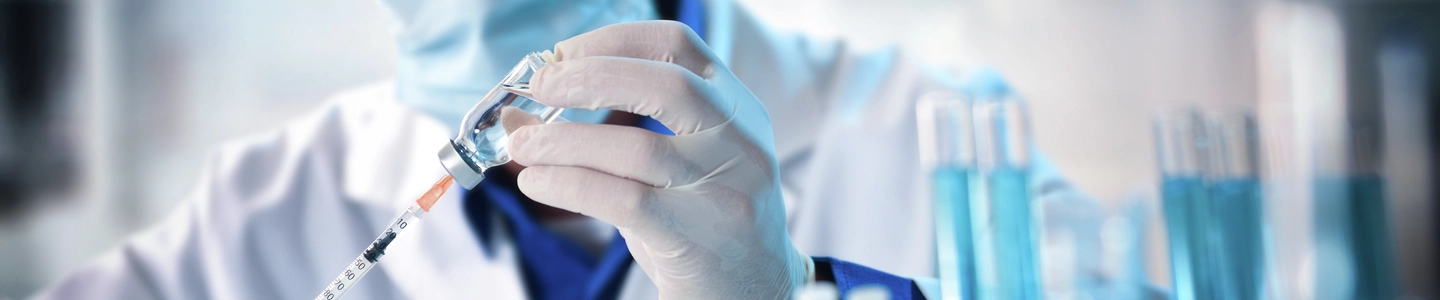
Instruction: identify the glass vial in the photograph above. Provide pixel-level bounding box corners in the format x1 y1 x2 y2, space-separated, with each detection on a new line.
437 51 562 189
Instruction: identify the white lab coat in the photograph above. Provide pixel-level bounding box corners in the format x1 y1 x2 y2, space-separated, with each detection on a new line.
33 1 1068 299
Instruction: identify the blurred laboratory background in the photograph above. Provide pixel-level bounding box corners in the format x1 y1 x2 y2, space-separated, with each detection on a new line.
0 0 1435 298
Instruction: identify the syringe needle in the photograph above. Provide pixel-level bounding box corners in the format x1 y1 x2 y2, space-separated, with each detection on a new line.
315 174 455 300
417 174 454 212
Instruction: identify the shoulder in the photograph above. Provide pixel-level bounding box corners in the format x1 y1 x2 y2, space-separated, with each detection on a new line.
161 80 444 296
721 4 962 156
195 81 442 212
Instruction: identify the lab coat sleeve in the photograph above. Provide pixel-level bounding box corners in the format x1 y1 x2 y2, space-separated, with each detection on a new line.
29 234 171 299
30 91 405 299
814 256 929 299
31 147 261 299
31 196 226 300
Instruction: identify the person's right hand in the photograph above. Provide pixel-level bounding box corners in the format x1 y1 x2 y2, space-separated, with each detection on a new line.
503 21 813 299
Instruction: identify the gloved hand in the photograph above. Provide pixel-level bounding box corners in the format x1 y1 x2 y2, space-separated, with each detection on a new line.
502 21 813 299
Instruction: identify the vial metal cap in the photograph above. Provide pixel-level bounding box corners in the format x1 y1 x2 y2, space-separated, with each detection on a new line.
438 139 485 189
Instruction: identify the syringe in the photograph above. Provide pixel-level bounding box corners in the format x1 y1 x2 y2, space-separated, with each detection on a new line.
315 175 454 300
314 50 560 300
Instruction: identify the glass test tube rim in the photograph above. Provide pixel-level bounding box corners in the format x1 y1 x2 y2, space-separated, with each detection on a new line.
972 96 1030 171
917 92 977 170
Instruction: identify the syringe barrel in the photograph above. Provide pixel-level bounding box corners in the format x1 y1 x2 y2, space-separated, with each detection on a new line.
315 205 426 300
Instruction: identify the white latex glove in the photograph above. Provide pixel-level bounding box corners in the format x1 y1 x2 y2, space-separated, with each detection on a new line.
503 21 813 299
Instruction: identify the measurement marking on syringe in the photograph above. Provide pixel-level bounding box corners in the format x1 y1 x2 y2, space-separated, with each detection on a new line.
363 230 399 263
315 175 452 300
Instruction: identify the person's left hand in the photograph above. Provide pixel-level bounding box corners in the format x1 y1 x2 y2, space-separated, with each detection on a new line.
502 20 812 299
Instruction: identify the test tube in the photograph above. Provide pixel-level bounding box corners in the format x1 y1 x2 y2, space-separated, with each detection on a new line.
1253 4 1402 298
1155 109 1272 300
1310 118 1396 300
1153 109 1211 300
438 51 563 189
1206 112 1267 300
917 92 976 300
969 79 1040 300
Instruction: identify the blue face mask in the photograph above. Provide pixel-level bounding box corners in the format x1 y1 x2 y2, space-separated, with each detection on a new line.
378 0 656 128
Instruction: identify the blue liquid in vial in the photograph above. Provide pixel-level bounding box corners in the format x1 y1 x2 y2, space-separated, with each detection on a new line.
1209 178 1265 300
1313 175 1396 299
979 167 1040 300
933 167 975 300
459 84 557 169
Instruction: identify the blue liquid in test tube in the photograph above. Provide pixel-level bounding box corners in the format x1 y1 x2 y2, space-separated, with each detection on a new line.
1313 175 1396 299
1160 176 1205 300
928 70 1040 300
918 92 978 300
985 167 1039 300
933 167 975 300
1209 178 1264 300
1156 110 1268 300
965 71 1040 300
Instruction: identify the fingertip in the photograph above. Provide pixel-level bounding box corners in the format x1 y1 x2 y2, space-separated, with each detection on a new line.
515 167 550 195
500 106 543 134
514 166 653 228
506 128 532 163
530 61 555 98
553 37 577 62
532 61 580 109
516 167 587 215
501 107 543 165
